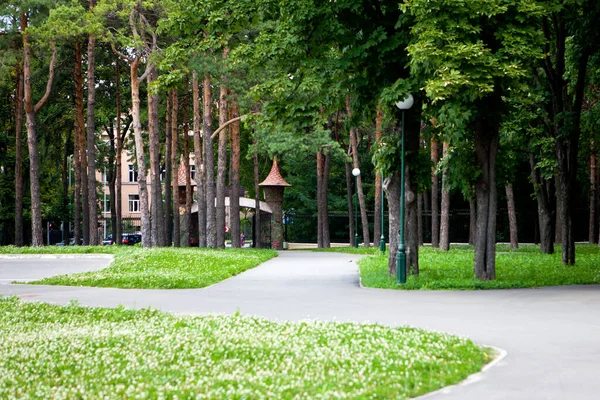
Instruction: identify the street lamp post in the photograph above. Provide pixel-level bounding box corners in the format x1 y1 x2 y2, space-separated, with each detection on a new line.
395 94 414 284
352 167 360 248
380 171 386 253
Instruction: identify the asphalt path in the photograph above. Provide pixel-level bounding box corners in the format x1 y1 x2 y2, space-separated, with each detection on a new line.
0 251 599 399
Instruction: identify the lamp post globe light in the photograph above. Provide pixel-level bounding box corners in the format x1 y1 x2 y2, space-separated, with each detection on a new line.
395 94 414 284
352 167 361 248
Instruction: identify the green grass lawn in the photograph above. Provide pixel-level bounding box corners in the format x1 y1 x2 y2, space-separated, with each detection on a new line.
0 246 277 289
357 243 600 290
0 297 491 399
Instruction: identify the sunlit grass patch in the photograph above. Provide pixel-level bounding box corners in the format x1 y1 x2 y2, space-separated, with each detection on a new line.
359 244 600 290
12 247 277 289
0 297 491 399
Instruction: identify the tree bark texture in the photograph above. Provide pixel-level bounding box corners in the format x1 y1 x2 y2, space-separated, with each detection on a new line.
216 82 229 249
529 153 554 254
14 58 24 246
322 152 331 247
75 41 89 245
148 69 163 246
253 143 261 248
439 141 450 251
203 74 216 248
417 193 423 247
473 107 499 281
346 97 370 247
373 105 383 247
430 138 440 247
192 72 206 247
164 92 172 244
554 188 562 245
129 59 151 247
469 197 476 246
317 151 324 248
171 89 180 247
345 161 355 246
21 12 56 246
589 150 597 244
316 150 331 248
182 81 192 247
114 58 123 245
505 184 519 249
384 173 400 276
86 19 98 245
229 97 241 248
405 110 421 275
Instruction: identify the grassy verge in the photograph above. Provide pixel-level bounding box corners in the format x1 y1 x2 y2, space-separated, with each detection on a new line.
358 244 600 290
0 297 491 399
1 246 277 289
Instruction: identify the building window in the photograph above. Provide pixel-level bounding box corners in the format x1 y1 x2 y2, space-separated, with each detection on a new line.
128 165 138 182
190 165 196 180
128 194 140 213
103 198 111 214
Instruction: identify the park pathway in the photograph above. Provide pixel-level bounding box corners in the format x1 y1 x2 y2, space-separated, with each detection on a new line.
1 251 600 399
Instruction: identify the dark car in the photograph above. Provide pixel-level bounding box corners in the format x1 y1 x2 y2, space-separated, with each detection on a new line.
102 233 142 246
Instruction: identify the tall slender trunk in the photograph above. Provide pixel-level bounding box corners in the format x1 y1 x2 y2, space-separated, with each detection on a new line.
114 58 123 245
164 92 172 244
130 59 151 247
417 193 423 247
192 72 206 247
107 122 117 245
75 42 89 245
204 74 216 248
62 132 71 245
171 89 180 247
506 184 519 249
469 197 476 246
474 104 500 281
373 105 383 247
216 83 228 248
345 161 355 246
21 12 56 246
87 11 99 245
384 172 400 275
430 138 440 247
148 69 163 246
182 80 192 247
554 188 562 245
317 150 324 248
529 153 554 253
322 152 331 247
253 141 261 248
439 141 450 251
589 149 597 244
14 58 24 246
346 96 370 247
229 97 241 248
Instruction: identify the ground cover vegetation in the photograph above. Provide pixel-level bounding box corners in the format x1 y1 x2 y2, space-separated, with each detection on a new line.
0 297 491 399
1 0 599 284
357 244 600 290
0 246 277 289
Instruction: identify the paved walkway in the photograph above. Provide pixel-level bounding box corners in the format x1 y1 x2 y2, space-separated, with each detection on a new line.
1 251 599 399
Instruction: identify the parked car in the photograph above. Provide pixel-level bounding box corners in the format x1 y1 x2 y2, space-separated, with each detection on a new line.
102 233 142 246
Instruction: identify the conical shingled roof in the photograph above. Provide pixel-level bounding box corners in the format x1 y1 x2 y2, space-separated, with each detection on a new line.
259 158 291 187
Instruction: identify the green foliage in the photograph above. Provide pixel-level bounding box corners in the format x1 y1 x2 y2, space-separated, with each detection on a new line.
0 297 489 399
359 244 600 290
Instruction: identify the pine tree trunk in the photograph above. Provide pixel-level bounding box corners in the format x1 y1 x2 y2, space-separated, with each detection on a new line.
373 105 383 247
322 152 331 247
589 149 597 244
203 74 216 248
171 89 180 247
345 161 355 246
229 97 241 248
417 193 423 247
75 41 89 245
506 184 519 250
164 92 172 245
86 17 99 245
148 69 163 246
114 58 123 245
253 143 261 248
192 72 206 247
182 80 192 247
129 59 151 247
529 153 554 254
384 172 400 275
430 138 440 247
346 97 370 247
216 82 228 249
21 13 56 246
469 197 476 246
439 141 450 251
474 112 499 281
317 151 324 248
14 58 24 246
555 186 562 245
62 133 71 245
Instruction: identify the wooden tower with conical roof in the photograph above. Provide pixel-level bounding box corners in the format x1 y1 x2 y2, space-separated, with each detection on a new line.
259 158 291 249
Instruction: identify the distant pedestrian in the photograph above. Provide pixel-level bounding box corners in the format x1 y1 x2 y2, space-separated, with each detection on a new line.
241 232 245 247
